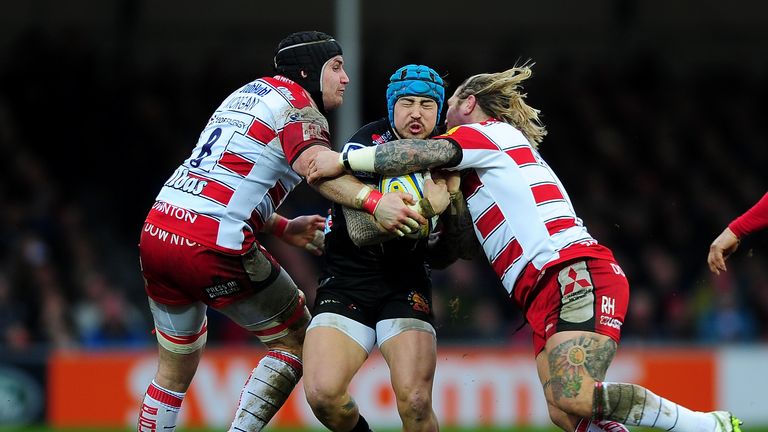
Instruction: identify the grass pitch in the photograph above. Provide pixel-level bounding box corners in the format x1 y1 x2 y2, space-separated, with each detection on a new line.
1 426 764 432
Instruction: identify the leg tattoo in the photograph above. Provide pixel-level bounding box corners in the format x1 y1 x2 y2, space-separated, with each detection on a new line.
548 335 617 401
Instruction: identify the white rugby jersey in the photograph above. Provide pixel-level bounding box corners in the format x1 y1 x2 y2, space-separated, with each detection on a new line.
145 76 330 254
435 120 615 300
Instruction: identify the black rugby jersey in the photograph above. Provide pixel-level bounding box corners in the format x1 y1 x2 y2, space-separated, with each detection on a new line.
320 118 431 286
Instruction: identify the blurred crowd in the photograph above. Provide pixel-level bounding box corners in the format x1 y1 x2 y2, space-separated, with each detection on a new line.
1 29 766 353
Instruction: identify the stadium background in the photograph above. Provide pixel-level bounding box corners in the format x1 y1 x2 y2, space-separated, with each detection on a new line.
1 0 767 429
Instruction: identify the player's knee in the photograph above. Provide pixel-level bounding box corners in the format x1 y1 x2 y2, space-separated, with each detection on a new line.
156 347 202 392
304 382 346 419
395 386 432 422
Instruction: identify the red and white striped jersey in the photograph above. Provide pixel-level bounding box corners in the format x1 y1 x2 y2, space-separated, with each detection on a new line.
145 76 330 254
435 120 615 301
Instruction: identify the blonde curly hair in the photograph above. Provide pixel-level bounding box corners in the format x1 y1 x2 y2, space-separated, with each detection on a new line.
455 64 547 148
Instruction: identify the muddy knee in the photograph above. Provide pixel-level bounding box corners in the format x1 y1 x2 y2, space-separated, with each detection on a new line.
305 383 353 425
395 387 432 422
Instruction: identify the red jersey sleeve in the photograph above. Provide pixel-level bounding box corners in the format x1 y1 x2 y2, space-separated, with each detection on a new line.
265 77 331 165
728 192 768 238
434 125 500 151
433 124 502 170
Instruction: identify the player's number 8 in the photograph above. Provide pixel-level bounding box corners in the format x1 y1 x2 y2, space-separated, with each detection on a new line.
190 127 222 168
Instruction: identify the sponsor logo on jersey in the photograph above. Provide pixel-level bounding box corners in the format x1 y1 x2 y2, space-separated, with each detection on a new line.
225 95 259 111
371 131 393 145
151 201 199 224
557 261 595 323
204 280 242 299
164 167 208 196
610 262 626 277
318 299 342 306
240 82 273 97
143 223 198 246
409 291 431 314
276 86 295 101
274 75 294 84
302 122 324 141
599 315 623 329
207 114 246 129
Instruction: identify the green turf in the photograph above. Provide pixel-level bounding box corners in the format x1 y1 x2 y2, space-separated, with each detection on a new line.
3 427 558 432
0 427 559 432
1 427 764 432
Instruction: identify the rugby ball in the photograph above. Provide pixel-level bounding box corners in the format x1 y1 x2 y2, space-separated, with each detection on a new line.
378 171 439 239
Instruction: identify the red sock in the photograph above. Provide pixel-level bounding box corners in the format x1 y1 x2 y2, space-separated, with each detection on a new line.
137 380 185 432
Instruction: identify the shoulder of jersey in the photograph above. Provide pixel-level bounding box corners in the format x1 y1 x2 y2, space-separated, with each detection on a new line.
347 118 392 147
443 124 471 137
261 76 314 108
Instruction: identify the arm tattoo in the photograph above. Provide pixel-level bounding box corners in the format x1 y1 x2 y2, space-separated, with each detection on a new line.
547 335 617 401
374 139 460 175
343 206 395 247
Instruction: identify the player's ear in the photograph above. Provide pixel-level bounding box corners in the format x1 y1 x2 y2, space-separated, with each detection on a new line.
464 95 477 115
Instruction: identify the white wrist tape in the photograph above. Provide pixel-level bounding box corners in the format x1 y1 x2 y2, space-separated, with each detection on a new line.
346 147 376 172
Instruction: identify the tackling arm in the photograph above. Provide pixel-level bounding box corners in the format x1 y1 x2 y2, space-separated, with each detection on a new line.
294 144 427 236
293 144 370 208
333 138 461 176
373 138 462 175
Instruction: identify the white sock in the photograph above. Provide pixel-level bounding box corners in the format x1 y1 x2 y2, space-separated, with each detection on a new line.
576 417 629 432
137 380 185 432
229 350 302 432
596 382 717 431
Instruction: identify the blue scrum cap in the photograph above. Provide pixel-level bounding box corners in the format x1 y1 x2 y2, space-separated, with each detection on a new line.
386 64 445 127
